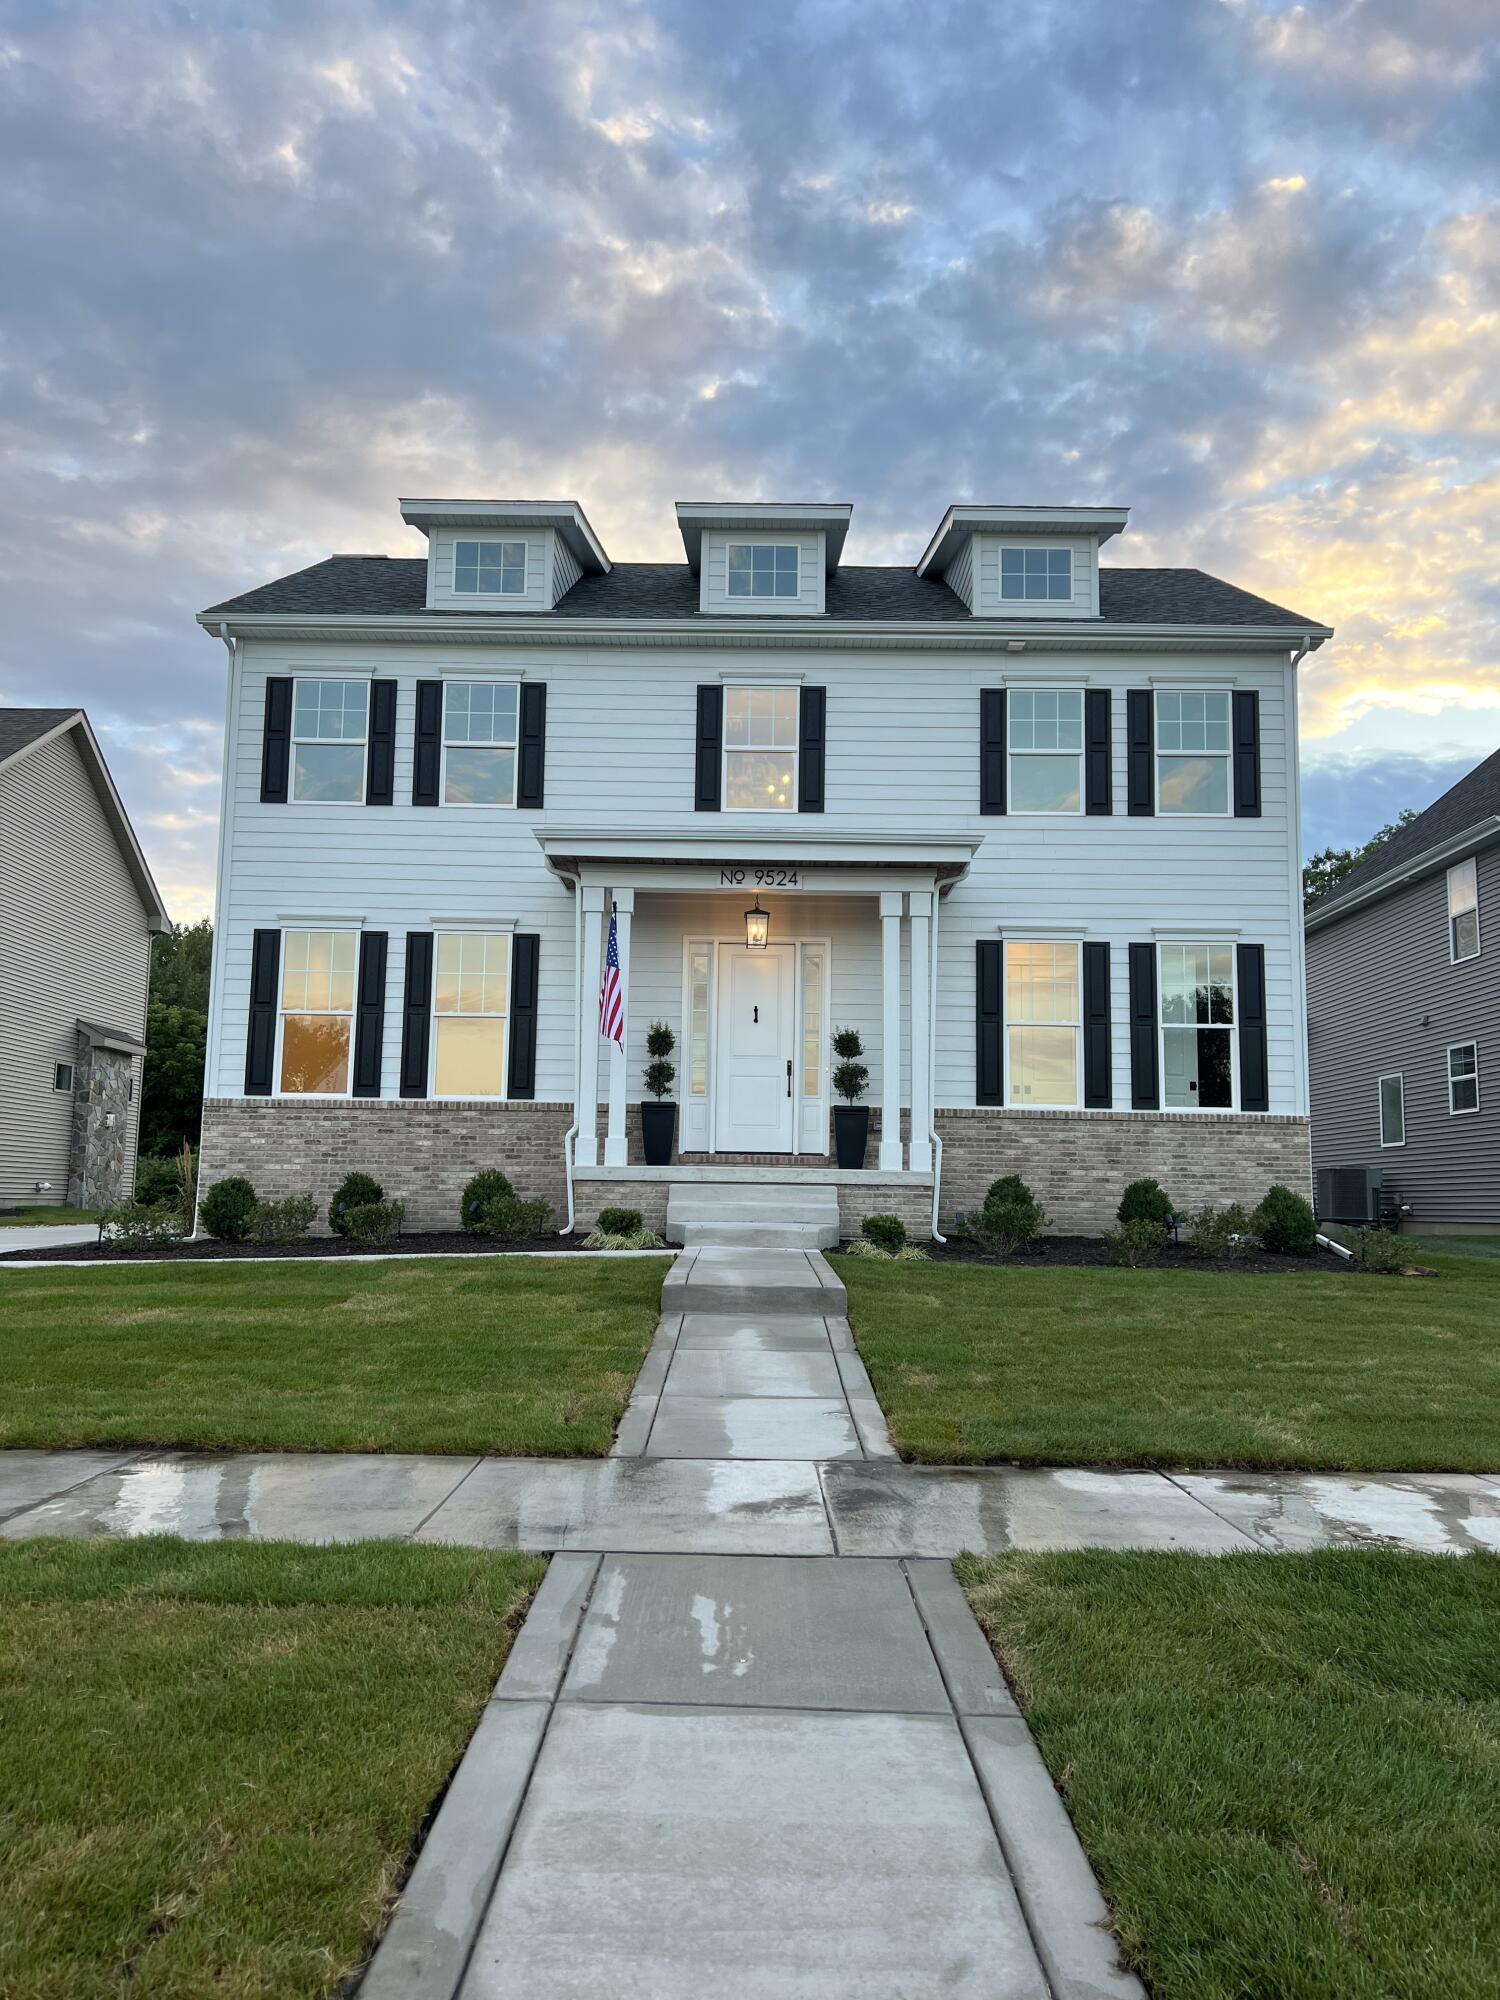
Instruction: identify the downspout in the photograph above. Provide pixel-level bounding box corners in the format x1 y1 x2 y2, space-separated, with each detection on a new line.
558 868 583 1235
929 890 946 1243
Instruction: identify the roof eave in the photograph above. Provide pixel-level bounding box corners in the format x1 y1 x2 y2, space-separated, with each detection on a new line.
396 499 611 574
1305 816 1500 934
916 504 1132 578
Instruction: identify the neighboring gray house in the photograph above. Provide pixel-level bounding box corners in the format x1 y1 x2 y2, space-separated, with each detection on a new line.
1306 745 1499 1231
0 709 169 1210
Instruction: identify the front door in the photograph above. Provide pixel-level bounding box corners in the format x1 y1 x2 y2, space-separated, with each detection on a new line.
714 945 796 1152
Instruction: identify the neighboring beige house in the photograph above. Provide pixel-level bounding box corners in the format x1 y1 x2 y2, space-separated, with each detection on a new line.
0 708 168 1210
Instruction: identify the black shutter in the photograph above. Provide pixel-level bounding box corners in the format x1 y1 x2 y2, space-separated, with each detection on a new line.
1233 690 1262 818
1127 691 1154 815
507 934 540 1099
1237 943 1269 1112
260 678 292 804
352 932 387 1097
518 683 547 808
1085 689 1113 816
976 940 1003 1105
695 685 723 811
980 689 1006 815
399 932 434 1098
1128 943 1159 1108
412 681 443 806
244 929 280 1095
798 686 825 814
366 680 396 806
1083 941 1111 1108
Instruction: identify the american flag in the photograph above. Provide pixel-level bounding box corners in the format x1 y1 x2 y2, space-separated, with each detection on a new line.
599 909 624 1045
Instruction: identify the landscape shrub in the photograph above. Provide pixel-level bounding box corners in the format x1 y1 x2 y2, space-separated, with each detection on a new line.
1352 1227 1408 1274
643 1021 676 1102
99 1202 184 1250
841 1238 928 1262
582 1225 666 1250
861 1214 907 1253
200 1175 257 1242
475 1193 553 1243
1117 1178 1175 1232
1102 1217 1169 1268
1253 1184 1317 1256
342 1198 405 1245
1183 1202 1253 1260
967 1174 1048 1256
248 1194 318 1245
461 1169 514 1234
831 1027 869 1104
134 1154 182 1209
330 1172 384 1238
597 1206 643 1236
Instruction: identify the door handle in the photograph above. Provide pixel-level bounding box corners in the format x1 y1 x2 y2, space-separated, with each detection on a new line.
786 1058 793 1098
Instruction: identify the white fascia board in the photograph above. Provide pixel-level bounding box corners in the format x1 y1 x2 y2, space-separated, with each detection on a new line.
675 502 852 572
536 825 983 866
397 499 610 573
916 503 1131 577
1304 817 1500 934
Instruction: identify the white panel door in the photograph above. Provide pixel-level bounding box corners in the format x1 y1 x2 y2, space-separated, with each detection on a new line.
714 945 796 1152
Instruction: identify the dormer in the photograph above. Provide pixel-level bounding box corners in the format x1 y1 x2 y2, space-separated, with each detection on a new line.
399 498 610 611
676 502 852 615
916 504 1129 618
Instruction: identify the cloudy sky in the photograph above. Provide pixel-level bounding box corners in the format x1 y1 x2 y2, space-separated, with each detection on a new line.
2 0 1497 920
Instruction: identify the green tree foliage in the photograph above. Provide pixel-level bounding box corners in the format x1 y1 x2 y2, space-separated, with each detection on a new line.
1303 808 1417 909
149 919 213 1010
140 922 212 1157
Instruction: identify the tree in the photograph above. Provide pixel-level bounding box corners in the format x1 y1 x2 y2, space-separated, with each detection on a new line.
1303 809 1418 910
139 921 212 1155
148 918 212 1012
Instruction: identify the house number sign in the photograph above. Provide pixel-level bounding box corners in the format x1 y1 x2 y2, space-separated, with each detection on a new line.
719 867 802 888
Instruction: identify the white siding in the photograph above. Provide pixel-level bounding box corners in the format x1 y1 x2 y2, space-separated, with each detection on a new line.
699 532 826 615
0 730 151 1203
972 534 1098 616
551 534 583 604
941 536 974 609
427 529 553 611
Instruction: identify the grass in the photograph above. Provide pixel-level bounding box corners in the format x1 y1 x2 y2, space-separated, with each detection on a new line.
958 1548 1500 2000
835 1250 1500 1469
0 1536 543 2000
0 1207 97 1228
0 1256 665 1454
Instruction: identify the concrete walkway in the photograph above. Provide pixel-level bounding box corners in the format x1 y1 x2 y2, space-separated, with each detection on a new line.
0 1222 99 1253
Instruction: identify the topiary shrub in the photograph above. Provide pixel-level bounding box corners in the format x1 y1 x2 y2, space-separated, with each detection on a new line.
1183 1202 1252 1261
461 1169 515 1234
831 1027 869 1104
1103 1216 1168 1267
476 1193 554 1243
1118 1178 1175 1232
643 1022 676 1101
597 1206 643 1236
1253 1184 1317 1256
200 1175 257 1242
134 1154 182 1209
248 1194 318 1245
972 1174 1048 1255
343 1198 405 1245
861 1214 907 1254
330 1172 384 1238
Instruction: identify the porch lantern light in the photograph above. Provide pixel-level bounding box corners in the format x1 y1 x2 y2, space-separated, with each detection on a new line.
744 899 770 950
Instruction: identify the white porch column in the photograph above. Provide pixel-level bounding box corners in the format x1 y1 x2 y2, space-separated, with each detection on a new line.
879 890 905 1170
604 887 634 1168
908 890 933 1174
576 885 606 1167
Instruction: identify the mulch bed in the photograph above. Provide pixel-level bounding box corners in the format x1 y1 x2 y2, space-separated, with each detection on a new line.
883 1234 1339 1276
0 1232 635 1265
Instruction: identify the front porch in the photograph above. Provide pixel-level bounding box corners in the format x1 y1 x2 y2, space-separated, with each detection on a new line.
572 1160 936 1242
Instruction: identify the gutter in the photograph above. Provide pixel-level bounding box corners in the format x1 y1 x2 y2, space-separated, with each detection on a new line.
1305 816 1500 933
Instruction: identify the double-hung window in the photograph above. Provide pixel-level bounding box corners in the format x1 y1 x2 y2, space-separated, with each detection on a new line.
1448 1042 1479 1115
724 686 798 810
727 543 799 598
1447 859 1480 962
1159 943 1236 1108
1378 1072 1405 1146
1000 547 1072 601
1156 691 1231 815
291 680 368 803
1006 940 1080 1106
1008 690 1083 812
454 539 526 594
433 933 511 1097
443 682 518 806
278 929 357 1094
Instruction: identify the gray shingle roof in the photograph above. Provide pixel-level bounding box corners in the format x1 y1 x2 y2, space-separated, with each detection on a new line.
202 558 1320 628
0 707 82 764
1311 745 1500 916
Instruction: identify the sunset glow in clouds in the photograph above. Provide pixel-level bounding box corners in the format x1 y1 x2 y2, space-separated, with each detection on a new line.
1 0 1497 917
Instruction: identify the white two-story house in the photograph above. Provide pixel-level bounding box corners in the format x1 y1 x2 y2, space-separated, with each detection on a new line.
196 496 1330 1237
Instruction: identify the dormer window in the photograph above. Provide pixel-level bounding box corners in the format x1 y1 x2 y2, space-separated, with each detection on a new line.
1001 547 1073 601
454 539 526 594
727 543 800 599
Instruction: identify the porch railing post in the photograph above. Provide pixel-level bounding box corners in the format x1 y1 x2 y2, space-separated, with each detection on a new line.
604 887 634 1167
879 890 905 1170
908 889 933 1173
576 885 606 1167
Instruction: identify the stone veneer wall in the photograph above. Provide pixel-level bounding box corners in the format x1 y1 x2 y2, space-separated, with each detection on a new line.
67 1040 135 1210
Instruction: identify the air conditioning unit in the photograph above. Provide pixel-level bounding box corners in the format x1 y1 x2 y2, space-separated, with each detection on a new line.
1314 1165 1382 1225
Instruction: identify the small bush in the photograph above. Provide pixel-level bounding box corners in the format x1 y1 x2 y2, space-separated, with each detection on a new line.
99 1202 184 1250
248 1194 318 1245
862 1214 907 1253
475 1193 553 1243
1118 1178 1175 1231
1183 1202 1253 1261
461 1170 514 1234
330 1172 384 1237
643 1022 677 1101
841 1238 928 1262
582 1226 666 1250
342 1198 405 1245
1352 1227 1408 1274
597 1206 643 1236
200 1175 257 1242
134 1154 181 1209
831 1026 869 1104
1103 1217 1169 1268
970 1174 1048 1255
1253 1183 1317 1256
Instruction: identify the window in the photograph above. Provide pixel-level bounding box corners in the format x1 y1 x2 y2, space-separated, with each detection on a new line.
291 679 368 804
802 948 825 1099
1156 690 1231 815
52 1061 73 1092
278 929 357 1094
1009 689 1083 812
433 933 511 1097
724 686 798 810
687 946 711 1100
1000 547 1072 601
454 539 526 594
1378 1072 1405 1147
727 543 799 598
443 682 518 806
1448 859 1480 962
1159 943 1236 1109
1448 1042 1479 1115
1006 940 1080 1106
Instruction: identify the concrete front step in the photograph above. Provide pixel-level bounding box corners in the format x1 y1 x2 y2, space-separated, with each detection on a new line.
665 1180 840 1250
663 1248 847 1320
667 1182 842 1212
671 1221 840 1249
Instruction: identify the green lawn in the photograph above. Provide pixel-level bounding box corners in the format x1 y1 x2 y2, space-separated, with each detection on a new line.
0 1208 97 1228
835 1252 1500 1469
959 1549 1500 2000
0 1256 666 1454
0 1536 543 2000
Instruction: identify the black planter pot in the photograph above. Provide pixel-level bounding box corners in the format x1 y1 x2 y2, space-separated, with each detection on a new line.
833 1105 870 1170
640 1101 678 1167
